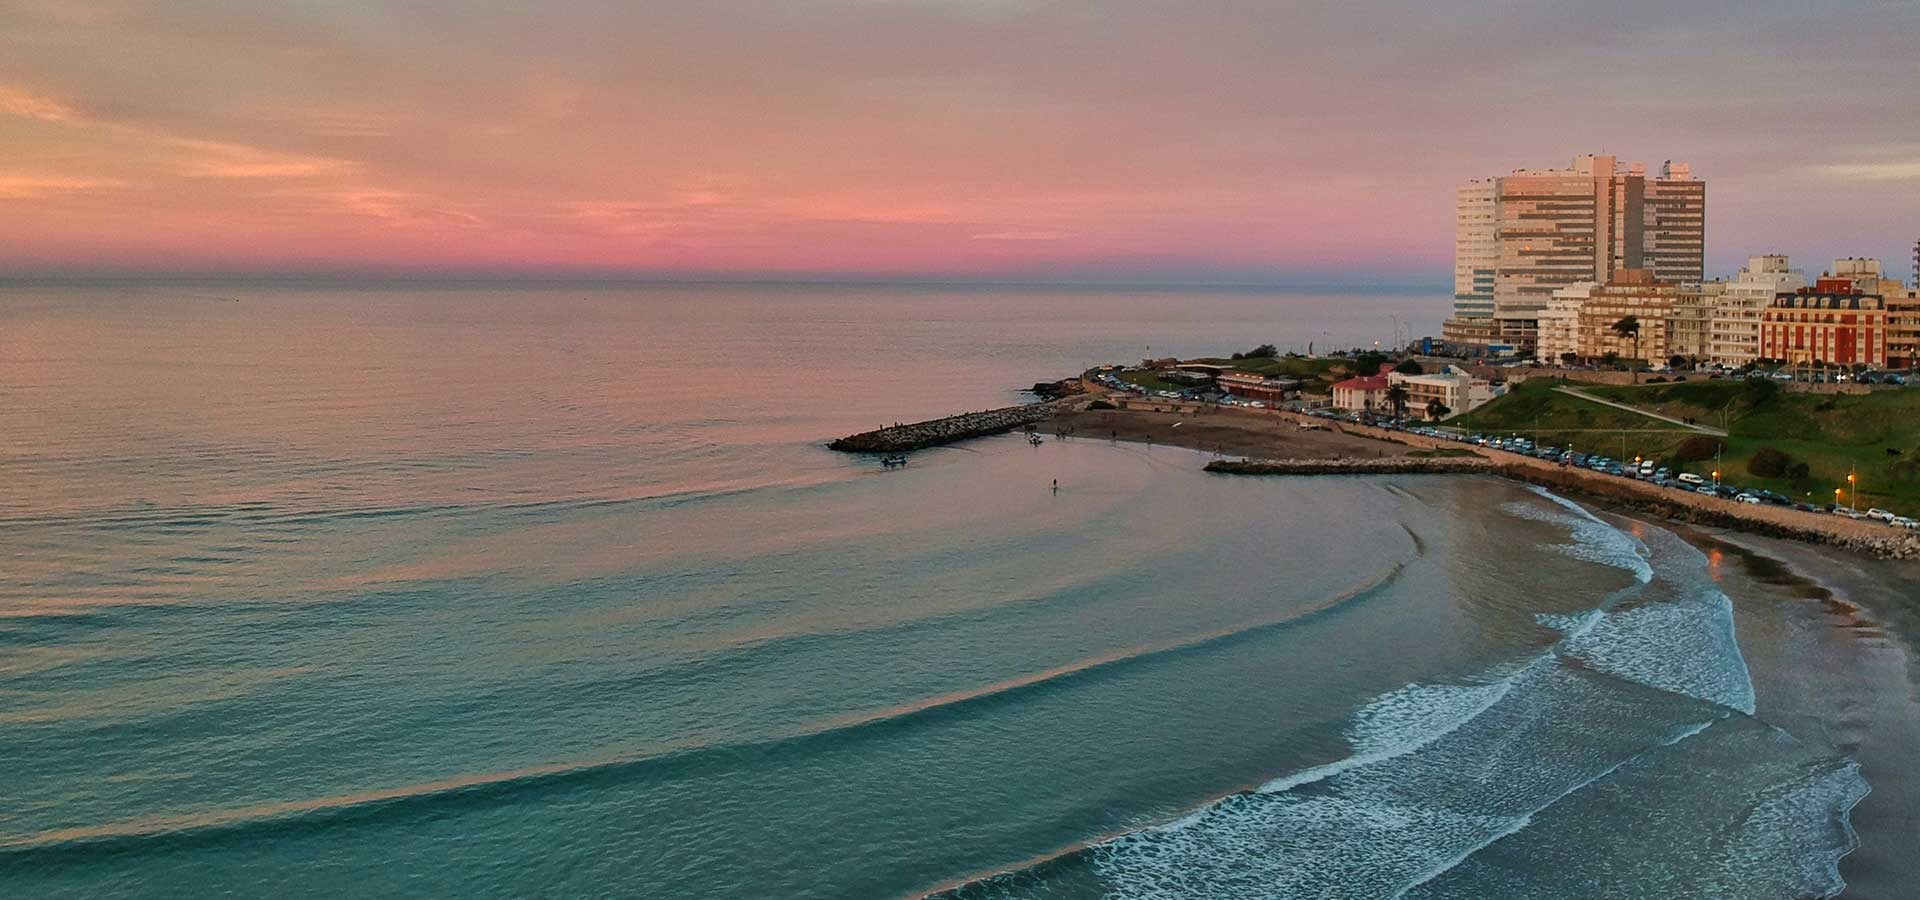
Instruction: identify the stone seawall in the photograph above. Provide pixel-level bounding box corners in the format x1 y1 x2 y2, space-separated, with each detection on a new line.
1206 457 1492 476
828 399 1078 452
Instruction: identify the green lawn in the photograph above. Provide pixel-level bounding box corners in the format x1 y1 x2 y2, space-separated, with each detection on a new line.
1450 378 1692 459
1186 355 1357 394
1462 376 1920 513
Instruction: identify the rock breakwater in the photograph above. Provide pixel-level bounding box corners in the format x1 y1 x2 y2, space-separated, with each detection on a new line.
829 399 1076 452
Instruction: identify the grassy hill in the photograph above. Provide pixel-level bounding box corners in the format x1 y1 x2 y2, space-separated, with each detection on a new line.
1456 376 1920 513
1185 355 1359 394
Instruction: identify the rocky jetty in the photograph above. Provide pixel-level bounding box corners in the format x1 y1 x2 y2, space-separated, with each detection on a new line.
829 399 1075 453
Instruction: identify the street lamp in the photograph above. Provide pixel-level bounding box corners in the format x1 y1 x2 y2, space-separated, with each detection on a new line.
1835 487 1844 509
1847 471 1857 512
1712 468 1721 485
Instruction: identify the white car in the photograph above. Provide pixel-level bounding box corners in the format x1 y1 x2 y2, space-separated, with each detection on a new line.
1736 493 1761 504
1867 508 1895 522
1677 473 1706 485
1891 517 1920 530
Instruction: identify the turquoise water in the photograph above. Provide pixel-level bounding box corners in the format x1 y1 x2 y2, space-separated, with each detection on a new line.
0 284 1874 897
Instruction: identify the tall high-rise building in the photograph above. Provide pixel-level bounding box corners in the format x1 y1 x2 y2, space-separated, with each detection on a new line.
1443 154 1705 355
1451 180 1497 320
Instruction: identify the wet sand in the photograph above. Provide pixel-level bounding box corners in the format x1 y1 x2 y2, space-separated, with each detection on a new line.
1628 523 1920 898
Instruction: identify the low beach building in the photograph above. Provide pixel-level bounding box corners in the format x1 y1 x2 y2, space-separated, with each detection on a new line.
1217 371 1300 402
1388 366 1496 419
1331 374 1390 413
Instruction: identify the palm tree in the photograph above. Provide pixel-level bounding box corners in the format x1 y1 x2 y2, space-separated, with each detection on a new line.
1426 399 1450 421
1385 384 1410 420
1611 316 1642 383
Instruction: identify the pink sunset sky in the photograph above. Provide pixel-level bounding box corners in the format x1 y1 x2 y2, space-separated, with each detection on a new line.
2 0 1916 283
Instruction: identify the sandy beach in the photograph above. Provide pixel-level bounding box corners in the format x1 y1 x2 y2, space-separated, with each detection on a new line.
1050 404 1417 460
1653 526 1920 899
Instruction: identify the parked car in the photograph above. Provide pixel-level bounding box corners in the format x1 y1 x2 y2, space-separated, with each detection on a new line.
1736 493 1761 505
1677 473 1705 485
1867 508 1896 522
1696 486 1717 496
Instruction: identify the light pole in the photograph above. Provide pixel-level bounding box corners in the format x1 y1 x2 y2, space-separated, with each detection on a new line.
1835 487 1844 510
1848 470 1857 512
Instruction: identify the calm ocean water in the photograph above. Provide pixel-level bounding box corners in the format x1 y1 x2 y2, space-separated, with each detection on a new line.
0 283 1889 898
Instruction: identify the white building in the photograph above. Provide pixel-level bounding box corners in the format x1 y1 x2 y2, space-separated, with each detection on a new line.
1388 366 1497 419
1452 180 1497 321
1710 255 1805 368
1536 281 1597 365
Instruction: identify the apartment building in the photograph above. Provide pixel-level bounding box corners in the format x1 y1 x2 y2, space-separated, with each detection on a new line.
1535 281 1596 365
1574 270 1681 362
1668 282 1721 362
1443 155 1704 354
1710 255 1805 368
1760 283 1888 368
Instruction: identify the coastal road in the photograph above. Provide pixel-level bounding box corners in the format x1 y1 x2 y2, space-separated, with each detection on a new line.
1555 386 1727 436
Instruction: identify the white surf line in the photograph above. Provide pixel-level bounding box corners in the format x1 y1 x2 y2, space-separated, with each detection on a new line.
1388 717 1721 900
1522 484 1655 583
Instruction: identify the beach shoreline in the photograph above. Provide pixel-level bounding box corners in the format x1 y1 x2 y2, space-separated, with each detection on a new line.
1031 396 1920 560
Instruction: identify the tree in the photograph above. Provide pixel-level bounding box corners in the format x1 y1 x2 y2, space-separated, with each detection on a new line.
1394 359 1424 375
1385 384 1410 420
1426 399 1450 420
1601 351 1621 369
1668 354 1689 371
1748 446 1794 478
1611 316 1642 382
1559 352 1579 368
1231 344 1278 360
1353 351 1388 374
1672 435 1725 463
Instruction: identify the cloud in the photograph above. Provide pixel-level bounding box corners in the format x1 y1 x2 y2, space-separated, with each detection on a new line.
1810 161 1920 181
970 229 1076 241
0 84 77 122
0 173 125 199
265 187 482 228
167 137 355 179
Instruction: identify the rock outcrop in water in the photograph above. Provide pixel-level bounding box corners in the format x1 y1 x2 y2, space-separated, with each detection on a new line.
828 399 1077 453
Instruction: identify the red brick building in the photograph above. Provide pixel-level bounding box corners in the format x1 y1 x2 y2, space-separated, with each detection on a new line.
1759 284 1887 367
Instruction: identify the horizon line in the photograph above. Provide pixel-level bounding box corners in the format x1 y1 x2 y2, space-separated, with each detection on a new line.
0 271 1452 292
